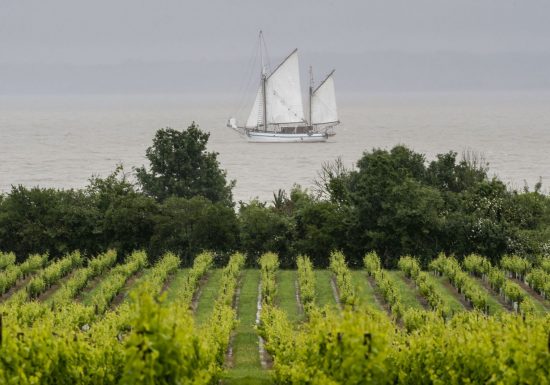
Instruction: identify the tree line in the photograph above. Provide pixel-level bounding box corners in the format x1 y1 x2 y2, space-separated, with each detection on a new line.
1 123 549 268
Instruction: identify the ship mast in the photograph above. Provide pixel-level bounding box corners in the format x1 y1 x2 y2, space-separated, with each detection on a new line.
260 31 268 132
309 66 314 128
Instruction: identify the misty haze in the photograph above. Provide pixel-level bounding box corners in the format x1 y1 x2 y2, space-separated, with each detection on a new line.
1 2 550 384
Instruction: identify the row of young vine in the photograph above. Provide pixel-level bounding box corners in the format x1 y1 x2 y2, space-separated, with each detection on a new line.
0 253 48 295
0 252 16 270
364 251 404 318
329 251 356 307
429 253 491 312
462 253 538 314
296 255 315 315
261 251 550 385
0 250 247 384
398 255 452 317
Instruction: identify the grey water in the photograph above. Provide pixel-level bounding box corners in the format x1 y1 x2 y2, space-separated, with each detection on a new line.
1 92 549 203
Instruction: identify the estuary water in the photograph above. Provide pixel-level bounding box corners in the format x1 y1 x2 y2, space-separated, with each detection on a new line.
1 92 549 203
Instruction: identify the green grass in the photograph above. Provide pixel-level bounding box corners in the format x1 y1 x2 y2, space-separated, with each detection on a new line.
194 269 223 324
385 271 424 310
350 270 383 310
467 277 505 315
429 275 466 313
79 268 147 306
512 280 548 315
225 269 270 385
276 270 303 323
313 269 338 310
163 268 190 304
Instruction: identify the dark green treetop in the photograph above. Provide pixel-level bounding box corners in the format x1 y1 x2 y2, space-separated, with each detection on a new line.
136 122 235 206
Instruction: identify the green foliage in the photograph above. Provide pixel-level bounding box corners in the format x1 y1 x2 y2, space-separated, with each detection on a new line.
296 255 315 314
395 312 550 384
345 146 443 266
463 253 491 276
364 251 381 276
202 252 245 367
239 200 294 267
539 256 550 273
259 252 279 305
398 255 450 316
120 289 215 385
487 266 506 292
501 254 531 279
429 253 489 312
136 122 234 205
1 249 550 384
329 251 356 307
397 255 421 280
0 251 227 385
90 251 147 314
0 253 47 294
261 305 550 385
0 186 101 257
364 251 403 317
151 196 238 266
2 142 550 269
526 268 550 299
0 252 16 269
401 307 442 333
22 251 82 301
49 250 118 307
291 191 350 267
260 306 397 385
177 251 214 306
315 146 550 266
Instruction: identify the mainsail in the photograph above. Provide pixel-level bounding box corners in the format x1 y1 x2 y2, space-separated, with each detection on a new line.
246 49 305 128
311 70 338 125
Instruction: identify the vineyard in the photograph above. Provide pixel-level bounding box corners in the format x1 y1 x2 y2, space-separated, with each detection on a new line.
0 250 549 384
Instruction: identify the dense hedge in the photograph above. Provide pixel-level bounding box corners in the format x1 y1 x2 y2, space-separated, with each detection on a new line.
1 125 549 267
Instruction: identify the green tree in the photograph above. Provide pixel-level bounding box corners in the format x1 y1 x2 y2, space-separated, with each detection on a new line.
136 123 234 206
151 196 238 266
0 186 100 259
238 200 294 267
426 151 487 193
292 194 350 267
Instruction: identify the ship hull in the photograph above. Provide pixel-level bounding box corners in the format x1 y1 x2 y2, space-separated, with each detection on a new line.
246 131 328 143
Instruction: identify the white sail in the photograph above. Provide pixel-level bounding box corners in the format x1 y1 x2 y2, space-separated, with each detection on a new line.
265 49 305 124
311 71 338 125
245 86 263 128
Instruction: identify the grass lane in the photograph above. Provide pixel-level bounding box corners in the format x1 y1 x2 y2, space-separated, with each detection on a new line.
225 269 270 385
350 270 383 310
469 278 505 315
276 270 302 323
313 269 338 310
508 278 550 315
429 275 466 313
385 270 424 310
163 268 190 304
79 268 145 306
193 269 223 324
512 280 548 315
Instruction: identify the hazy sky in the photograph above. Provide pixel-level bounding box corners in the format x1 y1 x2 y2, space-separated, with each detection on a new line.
2 0 550 93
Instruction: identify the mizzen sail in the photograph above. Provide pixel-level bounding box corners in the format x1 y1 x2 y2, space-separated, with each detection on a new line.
311 70 338 125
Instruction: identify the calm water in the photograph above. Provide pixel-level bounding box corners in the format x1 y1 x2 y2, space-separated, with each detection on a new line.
1 92 549 202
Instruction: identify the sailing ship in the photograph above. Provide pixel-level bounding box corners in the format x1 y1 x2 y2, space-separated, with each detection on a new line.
227 32 339 143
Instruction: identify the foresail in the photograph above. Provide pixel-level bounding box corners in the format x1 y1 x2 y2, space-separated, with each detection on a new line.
311 71 338 125
245 86 263 128
266 49 305 124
